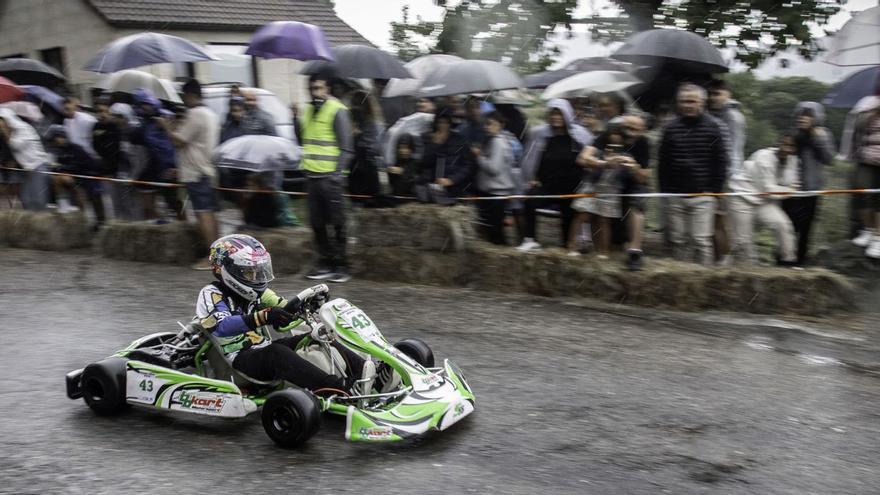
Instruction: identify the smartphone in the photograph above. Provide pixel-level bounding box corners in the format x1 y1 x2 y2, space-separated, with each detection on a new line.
606 144 623 154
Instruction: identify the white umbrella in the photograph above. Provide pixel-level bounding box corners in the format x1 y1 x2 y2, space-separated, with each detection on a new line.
95 70 182 103
826 6 880 66
541 71 642 100
214 135 302 172
417 60 524 98
383 54 463 98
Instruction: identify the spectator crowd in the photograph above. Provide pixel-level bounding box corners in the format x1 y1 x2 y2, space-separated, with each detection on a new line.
1 74 879 281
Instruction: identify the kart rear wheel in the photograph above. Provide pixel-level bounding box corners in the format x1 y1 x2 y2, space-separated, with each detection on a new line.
81 358 129 416
394 338 434 368
261 389 321 448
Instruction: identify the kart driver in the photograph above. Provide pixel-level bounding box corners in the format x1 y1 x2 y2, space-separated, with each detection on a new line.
195 234 373 395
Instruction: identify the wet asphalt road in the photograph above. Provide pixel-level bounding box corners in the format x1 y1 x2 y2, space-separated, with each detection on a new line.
1 249 878 495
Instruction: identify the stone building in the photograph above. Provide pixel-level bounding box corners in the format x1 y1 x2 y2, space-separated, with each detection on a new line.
0 0 371 104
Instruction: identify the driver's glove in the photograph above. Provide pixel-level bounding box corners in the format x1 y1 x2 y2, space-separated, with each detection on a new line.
283 297 304 315
246 307 294 330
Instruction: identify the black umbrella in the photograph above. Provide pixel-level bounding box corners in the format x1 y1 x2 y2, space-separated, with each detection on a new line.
612 29 728 75
524 57 632 89
824 66 880 108
301 45 413 80
0 58 66 87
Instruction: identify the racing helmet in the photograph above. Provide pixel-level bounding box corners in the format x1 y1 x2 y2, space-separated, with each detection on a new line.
209 234 274 301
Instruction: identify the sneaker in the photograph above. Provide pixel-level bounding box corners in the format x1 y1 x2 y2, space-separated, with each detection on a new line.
566 250 581 257
867 237 880 259
626 249 644 271
354 361 377 396
853 229 875 248
328 268 352 283
57 202 80 214
516 238 541 252
305 266 334 280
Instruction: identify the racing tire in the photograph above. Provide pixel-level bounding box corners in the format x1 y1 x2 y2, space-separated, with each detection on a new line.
81 358 129 416
394 338 434 368
261 389 321 448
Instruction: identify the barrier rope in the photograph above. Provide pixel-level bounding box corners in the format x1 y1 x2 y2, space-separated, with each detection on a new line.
3 166 880 201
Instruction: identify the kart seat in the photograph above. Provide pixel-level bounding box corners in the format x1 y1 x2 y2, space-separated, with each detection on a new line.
189 321 281 389
126 347 177 369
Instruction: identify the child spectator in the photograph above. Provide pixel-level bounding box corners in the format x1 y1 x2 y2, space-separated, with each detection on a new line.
387 133 418 197
568 129 637 258
473 111 515 245
45 125 106 229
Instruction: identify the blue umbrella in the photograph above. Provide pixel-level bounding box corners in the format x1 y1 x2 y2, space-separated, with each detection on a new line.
824 66 880 108
20 85 64 114
245 21 335 61
83 32 218 73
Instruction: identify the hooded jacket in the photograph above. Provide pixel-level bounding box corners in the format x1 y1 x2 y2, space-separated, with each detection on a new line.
0 108 49 171
658 111 729 194
839 96 880 162
521 99 594 183
792 101 835 191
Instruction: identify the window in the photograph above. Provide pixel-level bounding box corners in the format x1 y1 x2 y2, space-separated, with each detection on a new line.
205 43 256 87
2 54 25 60
40 47 66 76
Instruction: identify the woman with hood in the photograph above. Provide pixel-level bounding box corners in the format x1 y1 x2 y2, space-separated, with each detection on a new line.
781 102 835 266
517 98 594 251
0 108 51 210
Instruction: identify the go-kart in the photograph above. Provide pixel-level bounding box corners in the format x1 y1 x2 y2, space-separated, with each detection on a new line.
65 285 475 447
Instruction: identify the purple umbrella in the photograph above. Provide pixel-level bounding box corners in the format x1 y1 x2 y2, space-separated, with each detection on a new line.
245 21 335 61
824 66 880 108
20 85 65 114
84 32 218 73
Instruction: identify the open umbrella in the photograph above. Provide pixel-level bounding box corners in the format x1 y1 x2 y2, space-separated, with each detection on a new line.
95 70 182 104
382 54 462 97
0 58 66 87
0 76 24 103
612 29 728 74
246 21 335 61
84 33 218 73
417 60 524 98
20 85 65 114
301 45 413 80
214 135 302 172
524 57 633 89
0 101 43 122
826 6 880 66
824 65 880 108
542 71 642 99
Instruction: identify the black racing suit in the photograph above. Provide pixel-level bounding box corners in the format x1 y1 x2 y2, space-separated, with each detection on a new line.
196 281 364 391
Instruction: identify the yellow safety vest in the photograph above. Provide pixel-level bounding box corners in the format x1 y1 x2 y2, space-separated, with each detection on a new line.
301 98 346 174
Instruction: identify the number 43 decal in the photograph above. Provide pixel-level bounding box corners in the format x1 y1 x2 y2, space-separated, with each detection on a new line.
139 379 154 392
350 312 372 329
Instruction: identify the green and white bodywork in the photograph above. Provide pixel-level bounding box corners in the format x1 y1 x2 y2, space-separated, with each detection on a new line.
317 299 475 441
66 295 475 444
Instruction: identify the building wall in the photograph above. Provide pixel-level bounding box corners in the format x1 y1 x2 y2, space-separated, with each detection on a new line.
0 1 309 105
0 0 117 97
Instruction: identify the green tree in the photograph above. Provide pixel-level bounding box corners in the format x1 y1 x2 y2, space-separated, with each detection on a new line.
589 0 844 68
390 0 578 73
390 6 429 62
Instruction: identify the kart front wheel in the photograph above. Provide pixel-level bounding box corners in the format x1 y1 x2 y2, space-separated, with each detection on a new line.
261 389 321 448
81 358 129 416
394 338 434 368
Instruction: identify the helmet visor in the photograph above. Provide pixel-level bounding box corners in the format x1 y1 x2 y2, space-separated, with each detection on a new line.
228 258 274 286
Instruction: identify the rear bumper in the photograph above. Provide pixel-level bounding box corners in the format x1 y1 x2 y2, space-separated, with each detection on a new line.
66 369 84 399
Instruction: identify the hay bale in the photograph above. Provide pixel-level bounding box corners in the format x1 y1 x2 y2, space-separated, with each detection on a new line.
354 204 476 252
0 210 91 250
352 245 470 286
98 221 203 264
238 227 313 275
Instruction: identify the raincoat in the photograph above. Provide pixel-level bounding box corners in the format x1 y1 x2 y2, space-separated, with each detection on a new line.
520 99 593 183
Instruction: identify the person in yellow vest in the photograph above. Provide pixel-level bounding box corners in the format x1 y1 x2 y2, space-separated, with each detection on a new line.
296 74 355 283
